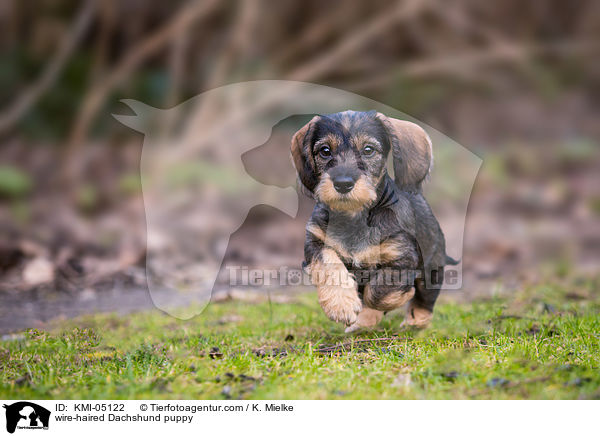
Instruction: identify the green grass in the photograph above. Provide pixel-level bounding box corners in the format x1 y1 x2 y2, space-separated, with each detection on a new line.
1 281 599 399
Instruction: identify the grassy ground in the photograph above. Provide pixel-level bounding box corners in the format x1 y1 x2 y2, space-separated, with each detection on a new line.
1 280 599 400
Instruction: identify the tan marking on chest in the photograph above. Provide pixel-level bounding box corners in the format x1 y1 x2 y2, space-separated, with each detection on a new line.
351 239 403 267
308 224 404 267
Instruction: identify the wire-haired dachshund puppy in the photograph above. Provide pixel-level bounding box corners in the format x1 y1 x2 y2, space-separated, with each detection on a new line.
291 110 458 332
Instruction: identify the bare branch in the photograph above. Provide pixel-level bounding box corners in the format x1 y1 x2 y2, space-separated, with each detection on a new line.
0 0 96 134
287 0 429 82
64 0 220 171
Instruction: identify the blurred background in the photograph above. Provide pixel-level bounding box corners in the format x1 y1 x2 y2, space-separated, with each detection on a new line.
1 0 599 333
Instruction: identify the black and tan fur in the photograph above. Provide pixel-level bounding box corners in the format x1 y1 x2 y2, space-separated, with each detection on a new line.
291 110 457 332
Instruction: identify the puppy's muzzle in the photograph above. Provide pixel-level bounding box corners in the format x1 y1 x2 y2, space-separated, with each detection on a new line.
330 166 360 194
332 175 356 194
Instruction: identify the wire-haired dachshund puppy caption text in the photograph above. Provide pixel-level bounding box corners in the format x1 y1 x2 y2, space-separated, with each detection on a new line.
291 111 458 332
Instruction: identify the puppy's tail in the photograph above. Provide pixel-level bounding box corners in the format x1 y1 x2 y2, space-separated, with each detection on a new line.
445 255 461 265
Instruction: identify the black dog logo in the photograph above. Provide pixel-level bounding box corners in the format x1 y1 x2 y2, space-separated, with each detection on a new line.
3 402 50 433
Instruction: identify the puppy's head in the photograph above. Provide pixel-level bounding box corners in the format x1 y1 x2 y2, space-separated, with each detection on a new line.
291 110 432 213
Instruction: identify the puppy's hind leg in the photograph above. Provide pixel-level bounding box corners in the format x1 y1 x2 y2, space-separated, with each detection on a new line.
401 272 442 329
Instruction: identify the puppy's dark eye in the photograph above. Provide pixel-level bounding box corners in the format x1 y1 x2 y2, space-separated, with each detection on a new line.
318 146 332 158
363 145 376 156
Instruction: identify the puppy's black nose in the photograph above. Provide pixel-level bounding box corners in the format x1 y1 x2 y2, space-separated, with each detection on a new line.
332 176 356 194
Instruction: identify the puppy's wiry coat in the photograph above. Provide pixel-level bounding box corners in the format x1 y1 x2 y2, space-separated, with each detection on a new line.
292 110 456 331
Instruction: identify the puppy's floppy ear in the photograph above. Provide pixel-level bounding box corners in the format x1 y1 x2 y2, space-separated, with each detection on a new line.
291 116 320 194
377 113 433 192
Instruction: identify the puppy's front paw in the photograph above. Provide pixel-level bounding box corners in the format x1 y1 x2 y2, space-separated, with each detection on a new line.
345 307 384 333
310 247 361 325
318 286 362 325
400 303 433 329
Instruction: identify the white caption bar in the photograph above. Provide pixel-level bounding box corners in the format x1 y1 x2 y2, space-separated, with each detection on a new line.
0 400 594 436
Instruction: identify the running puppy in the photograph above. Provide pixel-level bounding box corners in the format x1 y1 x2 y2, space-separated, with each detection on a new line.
291 110 457 332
